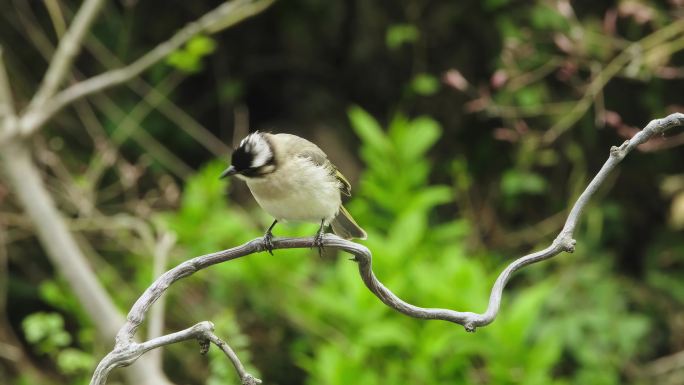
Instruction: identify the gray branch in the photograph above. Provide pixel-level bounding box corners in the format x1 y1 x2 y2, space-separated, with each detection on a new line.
91 321 261 385
92 113 684 385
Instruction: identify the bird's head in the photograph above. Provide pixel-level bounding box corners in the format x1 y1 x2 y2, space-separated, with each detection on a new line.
220 131 276 179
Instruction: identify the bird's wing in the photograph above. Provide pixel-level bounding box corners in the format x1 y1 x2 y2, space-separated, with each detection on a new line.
284 136 352 197
333 168 352 196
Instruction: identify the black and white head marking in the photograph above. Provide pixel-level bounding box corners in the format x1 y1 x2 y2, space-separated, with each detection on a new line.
241 132 273 168
231 131 276 177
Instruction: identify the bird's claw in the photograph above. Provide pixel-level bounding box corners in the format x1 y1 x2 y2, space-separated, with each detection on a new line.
313 231 325 258
263 231 275 255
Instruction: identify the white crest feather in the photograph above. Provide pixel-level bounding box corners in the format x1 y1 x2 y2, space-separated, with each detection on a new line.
242 131 272 168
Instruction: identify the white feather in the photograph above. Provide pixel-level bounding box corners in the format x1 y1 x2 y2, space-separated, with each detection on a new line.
242 132 272 168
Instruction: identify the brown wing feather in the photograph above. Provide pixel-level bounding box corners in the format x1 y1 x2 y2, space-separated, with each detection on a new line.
278 134 351 197
334 169 352 196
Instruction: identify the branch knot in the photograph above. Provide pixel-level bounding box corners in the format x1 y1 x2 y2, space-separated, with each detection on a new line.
241 374 263 385
555 234 576 253
609 142 628 159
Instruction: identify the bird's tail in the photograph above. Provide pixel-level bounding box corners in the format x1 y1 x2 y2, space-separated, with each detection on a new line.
331 205 367 240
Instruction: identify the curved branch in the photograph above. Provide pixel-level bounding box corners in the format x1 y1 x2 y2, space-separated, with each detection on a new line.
93 113 684 384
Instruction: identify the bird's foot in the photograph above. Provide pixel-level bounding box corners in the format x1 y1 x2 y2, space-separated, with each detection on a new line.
263 231 275 255
313 230 325 258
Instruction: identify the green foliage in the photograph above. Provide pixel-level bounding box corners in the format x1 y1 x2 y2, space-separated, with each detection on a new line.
22 312 94 381
484 0 510 11
542 260 650 385
166 35 217 73
386 24 419 50
409 73 440 96
501 169 548 196
530 4 569 31
22 312 72 353
348 106 448 225
56 348 95 376
207 311 260 385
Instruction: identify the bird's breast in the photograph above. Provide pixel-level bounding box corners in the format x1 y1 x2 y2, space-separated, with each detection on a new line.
245 158 342 223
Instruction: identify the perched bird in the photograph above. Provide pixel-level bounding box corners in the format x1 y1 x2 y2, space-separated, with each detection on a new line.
220 132 367 254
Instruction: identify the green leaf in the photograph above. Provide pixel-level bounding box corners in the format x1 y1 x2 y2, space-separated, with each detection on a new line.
386 24 419 50
484 0 510 11
166 51 202 73
410 186 452 210
166 35 217 73
57 348 94 375
531 4 569 31
501 170 548 196
398 116 441 159
186 35 217 56
410 73 440 96
22 313 72 353
515 83 548 107
348 106 391 153
357 320 413 348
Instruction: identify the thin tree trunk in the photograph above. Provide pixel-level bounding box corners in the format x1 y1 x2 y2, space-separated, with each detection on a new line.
0 141 172 385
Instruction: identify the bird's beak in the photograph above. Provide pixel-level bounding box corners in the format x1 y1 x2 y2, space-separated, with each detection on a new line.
219 165 237 179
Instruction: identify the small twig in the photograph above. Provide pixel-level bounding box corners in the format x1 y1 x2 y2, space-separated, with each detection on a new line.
26 0 105 113
205 333 262 385
0 47 17 143
542 20 684 144
0 218 9 318
643 349 684 377
0 48 15 117
92 113 684 384
0 341 21 362
20 0 275 135
81 25 231 156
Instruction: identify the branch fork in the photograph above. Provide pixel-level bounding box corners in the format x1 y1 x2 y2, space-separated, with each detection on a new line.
93 321 261 385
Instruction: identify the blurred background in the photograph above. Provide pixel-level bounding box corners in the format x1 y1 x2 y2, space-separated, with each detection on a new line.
1 0 684 384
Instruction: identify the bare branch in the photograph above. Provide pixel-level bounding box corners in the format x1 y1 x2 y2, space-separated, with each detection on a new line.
92 113 684 383
20 0 275 135
91 321 261 385
1 143 124 335
27 0 105 112
0 47 17 144
0 48 15 117
0 142 173 385
204 333 262 385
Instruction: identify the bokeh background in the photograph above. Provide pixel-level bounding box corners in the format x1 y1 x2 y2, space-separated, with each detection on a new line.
2 0 684 384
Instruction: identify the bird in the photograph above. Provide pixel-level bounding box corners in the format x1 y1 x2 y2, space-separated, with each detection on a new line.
220 131 367 255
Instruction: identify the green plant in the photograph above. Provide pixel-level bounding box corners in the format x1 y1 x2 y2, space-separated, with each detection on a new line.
22 312 94 381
